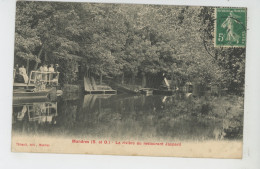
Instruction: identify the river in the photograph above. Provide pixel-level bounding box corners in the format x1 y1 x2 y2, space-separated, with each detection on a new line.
12 92 244 142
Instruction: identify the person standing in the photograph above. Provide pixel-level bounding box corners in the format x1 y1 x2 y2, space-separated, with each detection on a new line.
48 64 55 83
55 64 59 72
42 64 48 82
48 64 54 72
14 64 24 83
39 64 44 72
43 64 48 72
19 65 28 83
36 64 43 81
14 64 19 75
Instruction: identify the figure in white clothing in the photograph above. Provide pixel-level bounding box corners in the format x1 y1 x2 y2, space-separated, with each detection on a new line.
19 65 28 83
48 64 54 72
42 64 48 81
48 64 55 82
39 65 44 72
43 64 48 72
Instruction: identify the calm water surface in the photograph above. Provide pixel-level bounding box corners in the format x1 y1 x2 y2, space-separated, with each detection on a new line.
12 93 244 141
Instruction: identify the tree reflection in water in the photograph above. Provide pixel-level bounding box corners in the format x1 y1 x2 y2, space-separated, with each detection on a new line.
12 93 243 141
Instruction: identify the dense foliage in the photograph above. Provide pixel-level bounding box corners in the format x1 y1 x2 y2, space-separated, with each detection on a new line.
14 2 245 92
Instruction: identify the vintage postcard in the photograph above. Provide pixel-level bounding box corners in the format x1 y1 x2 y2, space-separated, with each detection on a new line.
12 1 246 158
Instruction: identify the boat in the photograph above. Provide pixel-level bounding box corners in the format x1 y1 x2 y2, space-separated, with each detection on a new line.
139 88 174 96
139 88 154 95
84 76 117 94
139 76 176 95
13 70 59 102
13 88 56 102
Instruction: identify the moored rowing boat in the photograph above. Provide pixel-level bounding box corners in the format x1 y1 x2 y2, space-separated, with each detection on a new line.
13 87 56 102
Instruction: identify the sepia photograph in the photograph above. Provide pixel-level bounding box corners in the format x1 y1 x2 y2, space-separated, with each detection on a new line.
11 1 246 158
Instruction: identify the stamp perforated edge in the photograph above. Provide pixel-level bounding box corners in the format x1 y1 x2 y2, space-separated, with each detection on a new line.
214 7 247 48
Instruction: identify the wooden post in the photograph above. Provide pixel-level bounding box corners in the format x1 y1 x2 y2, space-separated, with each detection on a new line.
98 98 101 116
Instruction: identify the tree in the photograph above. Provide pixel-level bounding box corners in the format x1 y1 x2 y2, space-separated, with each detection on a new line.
14 2 245 93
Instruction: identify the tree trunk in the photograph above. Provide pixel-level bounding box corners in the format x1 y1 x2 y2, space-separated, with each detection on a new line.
44 52 47 63
142 72 146 87
26 59 29 75
100 72 103 85
132 73 135 85
121 72 124 84
171 72 174 89
85 67 89 78
34 43 44 70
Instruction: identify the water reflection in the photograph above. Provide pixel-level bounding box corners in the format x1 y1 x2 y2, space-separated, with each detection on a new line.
12 102 58 135
12 93 243 141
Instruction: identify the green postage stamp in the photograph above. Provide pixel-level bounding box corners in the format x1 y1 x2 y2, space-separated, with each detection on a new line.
215 8 247 47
